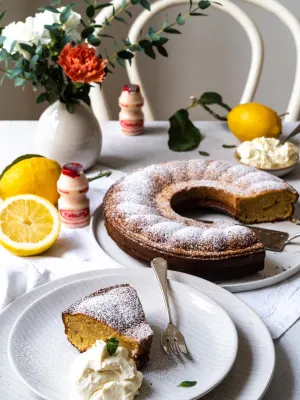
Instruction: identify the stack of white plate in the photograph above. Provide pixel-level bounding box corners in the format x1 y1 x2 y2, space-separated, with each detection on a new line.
1 266 275 400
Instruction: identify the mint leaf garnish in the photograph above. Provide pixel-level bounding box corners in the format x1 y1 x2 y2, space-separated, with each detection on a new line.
178 381 197 387
199 151 210 156
222 144 236 149
106 338 119 355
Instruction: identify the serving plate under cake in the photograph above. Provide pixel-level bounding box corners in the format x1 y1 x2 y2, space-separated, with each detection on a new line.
8 274 238 400
92 205 300 292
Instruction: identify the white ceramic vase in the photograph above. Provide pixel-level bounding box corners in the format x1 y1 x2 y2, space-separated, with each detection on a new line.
34 100 102 170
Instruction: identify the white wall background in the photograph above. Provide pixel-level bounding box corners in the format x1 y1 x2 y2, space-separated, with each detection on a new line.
0 0 299 120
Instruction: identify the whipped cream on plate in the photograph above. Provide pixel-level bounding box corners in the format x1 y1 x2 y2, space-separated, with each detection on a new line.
70 340 143 400
236 137 299 169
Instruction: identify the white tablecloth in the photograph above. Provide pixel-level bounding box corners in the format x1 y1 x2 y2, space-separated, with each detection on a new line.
1 120 300 399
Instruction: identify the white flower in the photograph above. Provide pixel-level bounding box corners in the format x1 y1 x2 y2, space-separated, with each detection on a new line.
2 20 41 59
2 7 82 59
34 7 81 43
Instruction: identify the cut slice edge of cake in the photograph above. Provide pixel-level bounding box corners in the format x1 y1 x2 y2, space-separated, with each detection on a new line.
62 284 153 368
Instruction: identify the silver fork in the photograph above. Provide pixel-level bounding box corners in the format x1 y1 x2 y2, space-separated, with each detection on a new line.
151 257 188 356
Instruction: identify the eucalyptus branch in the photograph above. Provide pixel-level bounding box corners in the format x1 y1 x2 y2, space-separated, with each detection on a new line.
97 3 132 34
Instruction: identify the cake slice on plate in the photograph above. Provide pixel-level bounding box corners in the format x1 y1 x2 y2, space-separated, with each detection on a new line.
62 284 153 367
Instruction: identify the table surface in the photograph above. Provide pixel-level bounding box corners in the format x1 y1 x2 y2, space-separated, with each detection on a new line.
2 120 300 399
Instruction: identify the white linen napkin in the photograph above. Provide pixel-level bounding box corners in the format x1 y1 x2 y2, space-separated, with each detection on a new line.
1 165 300 340
237 273 300 339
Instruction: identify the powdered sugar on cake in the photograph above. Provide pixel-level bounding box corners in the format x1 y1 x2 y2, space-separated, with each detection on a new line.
64 284 153 342
105 160 296 254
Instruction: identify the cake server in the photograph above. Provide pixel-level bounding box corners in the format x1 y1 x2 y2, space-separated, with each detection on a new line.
246 226 300 252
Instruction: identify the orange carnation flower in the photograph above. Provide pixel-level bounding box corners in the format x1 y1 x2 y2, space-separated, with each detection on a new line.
58 43 107 84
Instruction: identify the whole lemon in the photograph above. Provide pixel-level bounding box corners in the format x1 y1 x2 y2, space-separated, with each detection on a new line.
0 155 61 205
227 103 282 142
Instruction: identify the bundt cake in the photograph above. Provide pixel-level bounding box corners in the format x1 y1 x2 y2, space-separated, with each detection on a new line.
103 160 298 280
62 284 153 368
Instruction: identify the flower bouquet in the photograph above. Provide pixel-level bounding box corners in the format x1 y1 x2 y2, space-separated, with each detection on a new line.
0 0 215 167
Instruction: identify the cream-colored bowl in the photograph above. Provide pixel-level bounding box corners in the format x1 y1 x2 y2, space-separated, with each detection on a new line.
234 151 299 177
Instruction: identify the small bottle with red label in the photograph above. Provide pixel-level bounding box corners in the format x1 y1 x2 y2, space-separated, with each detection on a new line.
57 163 90 228
119 84 144 136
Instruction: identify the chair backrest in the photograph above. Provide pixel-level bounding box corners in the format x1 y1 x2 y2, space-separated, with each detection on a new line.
91 0 300 123
126 0 263 120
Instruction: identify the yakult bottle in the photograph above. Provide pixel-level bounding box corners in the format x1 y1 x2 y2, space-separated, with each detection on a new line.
119 84 144 135
57 163 90 228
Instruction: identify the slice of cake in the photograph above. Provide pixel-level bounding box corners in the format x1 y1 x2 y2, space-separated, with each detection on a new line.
62 284 153 368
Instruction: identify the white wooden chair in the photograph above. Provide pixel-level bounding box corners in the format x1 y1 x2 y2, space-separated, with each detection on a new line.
90 0 300 123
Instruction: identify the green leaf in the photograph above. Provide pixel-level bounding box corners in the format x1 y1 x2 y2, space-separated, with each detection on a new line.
19 43 35 57
0 10 7 21
11 66 23 77
117 50 134 60
190 12 208 16
36 92 47 104
61 34 73 46
144 46 156 59
24 71 36 81
176 13 185 25
123 38 131 46
86 5 95 18
131 0 140 4
106 338 119 356
94 3 113 9
157 45 168 57
9 40 17 54
199 151 210 156
60 4 75 24
104 17 110 26
162 15 168 30
88 34 101 46
222 144 236 149
122 0 127 7
15 77 26 87
140 0 151 10
114 42 119 52
99 34 114 39
152 37 168 46
108 60 115 68
178 381 197 388
139 39 151 49
198 0 211 9
81 26 95 38
125 10 133 18
66 103 73 113
199 92 223 105
38 5 60 13
0 49 9 61
0 154 44 180
168 109 202 151
163 28 181 34
117 57 126 68
29 54 39 69
0 36 5 45
115 16 128 24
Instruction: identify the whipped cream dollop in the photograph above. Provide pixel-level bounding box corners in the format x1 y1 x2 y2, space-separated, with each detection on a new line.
70 340 143 400
237 137 299 169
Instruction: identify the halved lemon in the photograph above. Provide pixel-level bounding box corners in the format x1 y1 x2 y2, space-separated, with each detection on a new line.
0 194 61 256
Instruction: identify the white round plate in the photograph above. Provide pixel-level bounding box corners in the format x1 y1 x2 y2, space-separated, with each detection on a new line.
0 267 275 400
8 273 238 400
91 205 300 292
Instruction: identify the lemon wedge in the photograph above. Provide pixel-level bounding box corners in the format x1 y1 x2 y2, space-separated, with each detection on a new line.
0 194 61 256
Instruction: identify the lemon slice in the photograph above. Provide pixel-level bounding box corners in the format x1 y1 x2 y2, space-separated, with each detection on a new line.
0 194 61 256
